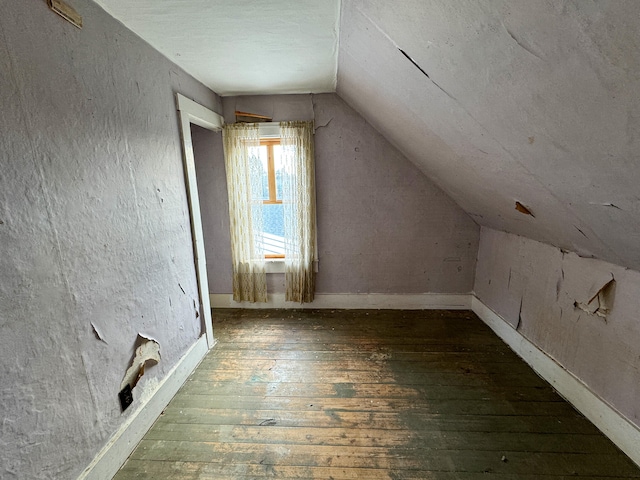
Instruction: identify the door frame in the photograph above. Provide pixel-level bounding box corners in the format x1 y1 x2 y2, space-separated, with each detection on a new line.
176 93 224 348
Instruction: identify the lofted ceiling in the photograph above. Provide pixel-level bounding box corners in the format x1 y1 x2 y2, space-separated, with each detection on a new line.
93 0 640 270
337 0 640 270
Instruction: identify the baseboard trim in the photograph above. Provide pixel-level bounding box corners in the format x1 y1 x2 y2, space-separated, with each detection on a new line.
77 335 210 480
210 293 471 310
471 295 640 468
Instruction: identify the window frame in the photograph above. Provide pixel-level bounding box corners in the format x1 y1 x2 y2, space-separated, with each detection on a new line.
258 138 285 260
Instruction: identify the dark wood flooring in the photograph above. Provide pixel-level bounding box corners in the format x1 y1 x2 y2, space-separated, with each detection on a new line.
115 309 640 479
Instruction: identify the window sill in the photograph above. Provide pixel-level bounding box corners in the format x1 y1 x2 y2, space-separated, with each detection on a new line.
264 259 319 274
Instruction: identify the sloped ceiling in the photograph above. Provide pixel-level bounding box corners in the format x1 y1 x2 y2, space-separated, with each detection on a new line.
93 0 340 95
92 0 640 270
337 0 640 270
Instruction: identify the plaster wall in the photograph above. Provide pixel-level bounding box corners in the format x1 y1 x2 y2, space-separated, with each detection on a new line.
0 2 220 478
474 227 640 430
193 93 479 296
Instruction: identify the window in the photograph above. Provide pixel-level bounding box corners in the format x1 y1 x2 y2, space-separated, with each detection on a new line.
253 139 285 258
223 121 317 303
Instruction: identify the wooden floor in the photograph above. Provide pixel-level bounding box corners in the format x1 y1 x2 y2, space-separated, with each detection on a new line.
115 309 640 479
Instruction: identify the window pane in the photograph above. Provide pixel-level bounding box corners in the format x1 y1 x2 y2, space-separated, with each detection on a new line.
273 144 284 200
249 145 269 201
259 203 285 256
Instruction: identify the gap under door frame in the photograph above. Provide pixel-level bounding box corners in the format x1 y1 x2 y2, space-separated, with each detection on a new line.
176 93 224 349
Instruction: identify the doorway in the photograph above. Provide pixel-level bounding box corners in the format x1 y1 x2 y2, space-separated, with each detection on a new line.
176 93 224 348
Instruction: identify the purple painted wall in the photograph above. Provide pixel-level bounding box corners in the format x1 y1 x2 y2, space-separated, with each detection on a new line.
475 227 640 429
0 1 220 478
193 93 480 295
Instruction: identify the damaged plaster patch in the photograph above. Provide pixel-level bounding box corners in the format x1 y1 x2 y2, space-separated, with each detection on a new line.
120 334 161 391
574 276 616 319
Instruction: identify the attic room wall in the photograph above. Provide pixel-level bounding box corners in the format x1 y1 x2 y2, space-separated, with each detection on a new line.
475 227 640 432
193 93 479 297
0 1 220 478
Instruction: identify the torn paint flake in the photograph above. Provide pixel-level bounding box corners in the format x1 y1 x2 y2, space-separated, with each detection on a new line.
90 322 108 344
314 117 333 131
516 296 524 331
503 25 544 61
515 201 534 217
120 334 161 391
574 225 589 239
588 202 622 210
574 276 615 319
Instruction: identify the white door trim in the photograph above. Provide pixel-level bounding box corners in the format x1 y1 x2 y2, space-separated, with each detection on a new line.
176 93 224 348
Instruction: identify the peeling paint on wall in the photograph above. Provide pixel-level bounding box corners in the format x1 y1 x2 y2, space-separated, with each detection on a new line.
574 277 616 319
475 228 640 432
90 322 108 344
515 201 534 217
120 334 161 392
1 0 218 477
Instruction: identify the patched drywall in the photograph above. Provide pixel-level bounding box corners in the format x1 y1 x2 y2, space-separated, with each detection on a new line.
194 93 479 296
475 227 640 429
338 0 640 271
0 1 220 478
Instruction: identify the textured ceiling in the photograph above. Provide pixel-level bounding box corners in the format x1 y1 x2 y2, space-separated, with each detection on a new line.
93 0 640 270
93 0 340 95
337 0 640 270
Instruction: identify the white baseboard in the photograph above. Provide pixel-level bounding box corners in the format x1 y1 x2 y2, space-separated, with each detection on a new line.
471 296 640 468
77 335 210 480
210 293 471 310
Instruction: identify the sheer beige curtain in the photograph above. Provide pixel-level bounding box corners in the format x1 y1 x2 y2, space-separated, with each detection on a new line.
222 123 267 302
280 121 317 303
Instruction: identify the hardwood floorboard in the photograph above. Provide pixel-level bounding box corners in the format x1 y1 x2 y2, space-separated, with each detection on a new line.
117 460 636 480
156 409 602 434
144 423 617 454
167 395 578 417
114 309 640 479
180 380 563 402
